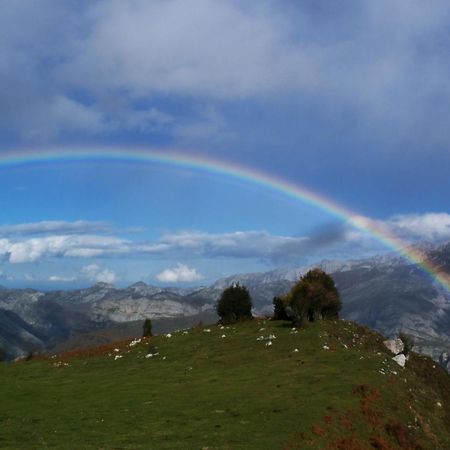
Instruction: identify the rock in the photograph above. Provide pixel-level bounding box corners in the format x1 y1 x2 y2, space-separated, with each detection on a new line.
384 339 404 355
439 351 449 370
392 354 406 367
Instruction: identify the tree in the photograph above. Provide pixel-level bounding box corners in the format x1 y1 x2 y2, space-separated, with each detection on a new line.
143 318 153 337
272 296 289 321
286 268 341 326
216 284 253 324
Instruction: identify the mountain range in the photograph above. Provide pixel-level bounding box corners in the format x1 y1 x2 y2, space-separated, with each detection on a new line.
1 243 450 368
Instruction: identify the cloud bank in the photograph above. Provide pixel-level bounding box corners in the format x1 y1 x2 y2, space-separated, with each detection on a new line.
0 213 449 267
1 0 449 148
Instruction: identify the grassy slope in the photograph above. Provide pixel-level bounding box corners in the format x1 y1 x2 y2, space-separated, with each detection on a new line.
0 319 449 450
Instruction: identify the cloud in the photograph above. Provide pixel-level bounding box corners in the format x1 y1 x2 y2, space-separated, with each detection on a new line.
0 229 309 264
61 0 314 99
156 263 203 283
1 0 450 147
0 235 132 263
383 213 450 242
82 264 117 284
158 230 310 260
48 275 77 283
323 213 450 251
0 213 448 267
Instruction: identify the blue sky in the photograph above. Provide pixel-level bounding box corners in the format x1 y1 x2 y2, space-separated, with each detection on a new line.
1 0 450 288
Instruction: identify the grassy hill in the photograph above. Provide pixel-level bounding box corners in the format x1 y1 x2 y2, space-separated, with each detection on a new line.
1 319 449 449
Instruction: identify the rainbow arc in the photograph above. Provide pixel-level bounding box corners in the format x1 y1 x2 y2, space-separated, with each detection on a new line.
1 147 449 291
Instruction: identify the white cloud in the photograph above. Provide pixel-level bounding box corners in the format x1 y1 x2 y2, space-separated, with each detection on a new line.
82 264 117 284
384 213 450 242
337 213 450 248
0 235 130 263
156 263 203 283
0 228 310 263
48 275 77 282
0 214 448 268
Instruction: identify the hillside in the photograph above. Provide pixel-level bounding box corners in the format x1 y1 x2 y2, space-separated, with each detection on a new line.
1 319 449 449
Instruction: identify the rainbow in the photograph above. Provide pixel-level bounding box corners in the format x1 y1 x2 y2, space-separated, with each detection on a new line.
1 146 449 291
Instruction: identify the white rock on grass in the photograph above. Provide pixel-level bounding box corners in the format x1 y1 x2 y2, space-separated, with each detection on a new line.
392 354 406 367
383 339 404 355
129 338 141 347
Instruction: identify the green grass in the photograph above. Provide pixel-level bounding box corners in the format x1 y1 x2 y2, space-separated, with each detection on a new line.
0 319 449 449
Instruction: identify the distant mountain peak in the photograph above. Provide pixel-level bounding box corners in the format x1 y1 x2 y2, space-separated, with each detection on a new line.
91 282 115 290
128 281 148 289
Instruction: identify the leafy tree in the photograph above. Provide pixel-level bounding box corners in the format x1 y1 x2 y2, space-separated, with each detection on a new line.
216 284 253 324
286 268 341 326
272 296 289 321
143 318 153 337
0 344 4 362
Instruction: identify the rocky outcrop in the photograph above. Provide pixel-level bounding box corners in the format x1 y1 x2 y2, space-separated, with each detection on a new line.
383 338 404 355
439 351 450 372
392 354 406 367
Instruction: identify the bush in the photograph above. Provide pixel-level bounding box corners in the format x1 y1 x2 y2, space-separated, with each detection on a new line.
143 318 153 337
216 284 253 324
285 268 341 326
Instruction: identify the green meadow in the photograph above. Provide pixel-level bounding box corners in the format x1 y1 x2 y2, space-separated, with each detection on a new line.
1 319 449 449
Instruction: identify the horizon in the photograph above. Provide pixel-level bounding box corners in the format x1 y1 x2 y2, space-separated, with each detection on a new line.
0 246 426 291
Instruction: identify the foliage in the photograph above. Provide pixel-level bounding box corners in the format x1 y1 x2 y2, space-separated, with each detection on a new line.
284 268 341 326
272 296 289 321
143 318 153 337
216 283 253 324
0 344 4 362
